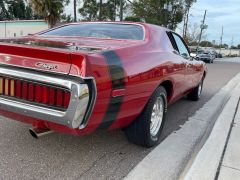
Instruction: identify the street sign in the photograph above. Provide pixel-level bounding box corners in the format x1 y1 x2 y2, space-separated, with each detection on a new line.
201 24 208 29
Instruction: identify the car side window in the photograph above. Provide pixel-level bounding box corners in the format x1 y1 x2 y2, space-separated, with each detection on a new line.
166 32 179 53
172 33 190 59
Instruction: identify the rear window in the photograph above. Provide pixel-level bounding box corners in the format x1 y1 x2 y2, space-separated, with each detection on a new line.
40 23 144 40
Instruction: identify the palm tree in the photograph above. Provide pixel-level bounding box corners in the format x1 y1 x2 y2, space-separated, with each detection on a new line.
30 0 67 28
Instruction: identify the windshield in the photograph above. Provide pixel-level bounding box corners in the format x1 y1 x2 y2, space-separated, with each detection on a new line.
40 23 144 40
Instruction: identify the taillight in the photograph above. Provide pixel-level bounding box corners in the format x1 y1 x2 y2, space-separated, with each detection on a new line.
0 76 70 110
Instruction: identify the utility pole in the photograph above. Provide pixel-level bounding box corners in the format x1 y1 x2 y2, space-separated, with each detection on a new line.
230 36 234 56
74 0 77 22
99 0 102 21
197 10 207 51
219 26 224 54
120 0 123 21
183 16 186 37
184 7 190 38
183 5 190 39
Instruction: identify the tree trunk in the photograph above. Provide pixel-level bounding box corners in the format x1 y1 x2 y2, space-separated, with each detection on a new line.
99 0 102 20
74 0 77 22
120 0 123 21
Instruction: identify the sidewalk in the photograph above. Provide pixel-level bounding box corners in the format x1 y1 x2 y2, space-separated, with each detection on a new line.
217 101 240 179
184 82 240 180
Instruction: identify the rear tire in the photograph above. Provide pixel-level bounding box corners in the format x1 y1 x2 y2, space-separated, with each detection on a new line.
187 78 203 101
124 86 167 147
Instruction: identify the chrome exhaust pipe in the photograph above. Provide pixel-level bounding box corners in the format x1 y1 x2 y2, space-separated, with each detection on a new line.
29 127 54 139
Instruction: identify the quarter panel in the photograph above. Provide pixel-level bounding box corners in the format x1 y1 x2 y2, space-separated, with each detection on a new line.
109 49 186 129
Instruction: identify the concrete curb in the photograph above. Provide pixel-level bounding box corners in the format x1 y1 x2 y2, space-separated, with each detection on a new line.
184 84 240 180
125 73 240 180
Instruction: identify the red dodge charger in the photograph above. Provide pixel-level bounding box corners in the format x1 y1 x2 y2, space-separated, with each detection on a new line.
0 22 206 147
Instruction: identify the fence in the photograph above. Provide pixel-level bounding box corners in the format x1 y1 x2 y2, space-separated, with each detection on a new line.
0 20 48 38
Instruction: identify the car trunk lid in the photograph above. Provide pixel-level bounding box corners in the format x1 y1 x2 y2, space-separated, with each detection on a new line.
0 36 143 75
0 38 73 74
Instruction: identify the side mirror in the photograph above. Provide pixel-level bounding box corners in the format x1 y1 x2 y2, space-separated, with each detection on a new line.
190 53 197 58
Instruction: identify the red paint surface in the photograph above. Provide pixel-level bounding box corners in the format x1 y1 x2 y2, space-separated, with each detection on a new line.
111 89 126 97
0 22 207 136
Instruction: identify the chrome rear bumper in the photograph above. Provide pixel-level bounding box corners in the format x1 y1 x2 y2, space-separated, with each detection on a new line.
0 66 94 129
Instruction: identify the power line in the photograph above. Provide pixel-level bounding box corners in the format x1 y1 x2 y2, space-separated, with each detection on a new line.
190 7 206 12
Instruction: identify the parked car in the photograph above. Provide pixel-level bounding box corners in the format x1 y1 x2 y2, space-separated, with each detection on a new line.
217 53 223 58
196 52 214 63
211 50 218 59
0 22 207 147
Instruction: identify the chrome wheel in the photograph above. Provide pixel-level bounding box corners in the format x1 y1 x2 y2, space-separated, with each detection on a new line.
124 86 167 147
198 81 203 98
150 97 164 137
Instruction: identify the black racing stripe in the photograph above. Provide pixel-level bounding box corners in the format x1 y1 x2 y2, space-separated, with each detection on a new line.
99 51 126 129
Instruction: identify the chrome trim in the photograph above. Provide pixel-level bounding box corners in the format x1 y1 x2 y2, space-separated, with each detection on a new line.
79 79 97 129
0 61 69 76
29 127 54 139
0 66 92 129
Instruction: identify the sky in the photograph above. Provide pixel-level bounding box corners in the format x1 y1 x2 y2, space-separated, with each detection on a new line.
178 0 240 46
65 0 240 46
65 1 82 21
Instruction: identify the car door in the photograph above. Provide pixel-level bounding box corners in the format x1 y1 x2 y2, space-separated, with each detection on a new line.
170 33 195 92
165 32 187 98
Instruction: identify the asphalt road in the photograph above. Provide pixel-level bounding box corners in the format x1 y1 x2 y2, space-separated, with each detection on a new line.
0 59 240 180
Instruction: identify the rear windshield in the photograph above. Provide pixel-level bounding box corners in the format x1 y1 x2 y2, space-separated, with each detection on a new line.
40 23 144 40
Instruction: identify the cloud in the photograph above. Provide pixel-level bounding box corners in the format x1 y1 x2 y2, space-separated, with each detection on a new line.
65 0 240 45
187 0 240 45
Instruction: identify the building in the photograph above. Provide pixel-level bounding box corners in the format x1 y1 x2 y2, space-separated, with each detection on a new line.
218 49 240 57
0 20 48 38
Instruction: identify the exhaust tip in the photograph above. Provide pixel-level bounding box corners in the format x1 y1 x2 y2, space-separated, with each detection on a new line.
29 128 39 139
29 127 53 139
